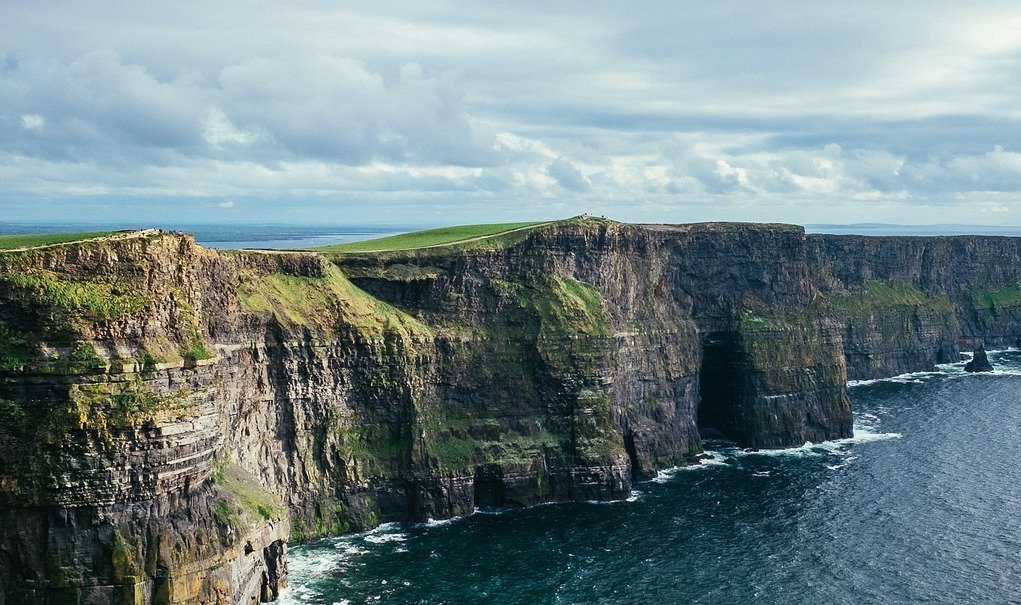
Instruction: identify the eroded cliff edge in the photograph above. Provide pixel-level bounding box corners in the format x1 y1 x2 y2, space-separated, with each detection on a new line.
0 219 1015 603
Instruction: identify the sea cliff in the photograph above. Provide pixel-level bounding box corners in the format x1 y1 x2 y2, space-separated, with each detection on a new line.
0 219 1016 604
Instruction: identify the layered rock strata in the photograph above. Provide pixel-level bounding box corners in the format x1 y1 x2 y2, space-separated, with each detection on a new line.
1 219 1017 603
807 234 1021 379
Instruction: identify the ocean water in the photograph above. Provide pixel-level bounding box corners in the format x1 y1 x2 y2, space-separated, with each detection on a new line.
0 222 415 249
280 350 1021 605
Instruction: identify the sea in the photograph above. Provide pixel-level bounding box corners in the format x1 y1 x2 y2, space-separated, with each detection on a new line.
279 351 1021 605
0 222 415 250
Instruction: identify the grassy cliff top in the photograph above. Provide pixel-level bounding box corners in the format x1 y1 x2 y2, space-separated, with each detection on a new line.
314 221 552 253
0 231 117 251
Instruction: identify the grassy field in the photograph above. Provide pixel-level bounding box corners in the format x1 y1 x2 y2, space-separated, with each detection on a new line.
315 221 549 253
0 231 115 250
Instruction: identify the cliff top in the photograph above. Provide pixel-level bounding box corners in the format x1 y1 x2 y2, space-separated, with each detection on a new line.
323 218 806 254
0 220 806 260
0 230 122 252
315 220 553 253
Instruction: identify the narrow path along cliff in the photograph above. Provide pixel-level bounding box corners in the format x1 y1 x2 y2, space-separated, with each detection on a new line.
1 217 1019 604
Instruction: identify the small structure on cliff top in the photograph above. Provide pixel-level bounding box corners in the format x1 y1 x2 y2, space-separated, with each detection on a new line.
964 345 994 372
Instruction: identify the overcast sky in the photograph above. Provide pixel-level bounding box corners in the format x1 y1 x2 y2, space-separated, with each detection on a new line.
2 2 1021 226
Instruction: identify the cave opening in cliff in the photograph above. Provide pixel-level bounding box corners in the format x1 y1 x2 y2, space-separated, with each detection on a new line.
623 432 641 481
696 332 746 444
473 464 506 508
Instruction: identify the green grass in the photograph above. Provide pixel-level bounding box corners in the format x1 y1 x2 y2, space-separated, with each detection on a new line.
0 231 114 250
238 264 431 339
0 269 150 320
824 280 952 315
971 284 1021 308
531 276 612 338
212 463 285 523
316 221 548 253
67 380 196 438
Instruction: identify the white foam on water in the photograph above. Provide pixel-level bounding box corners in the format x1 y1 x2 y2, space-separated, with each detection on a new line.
363 532 407 544
650 468 680 483
730 441 831 458
846 378 882 387
289 548 345 576
473 507 509 515
362 523 408 544
423 516 460 528
336 543 369 556
726 424 901 460
848 370 946 388
837 425 903 445
649 451 729 482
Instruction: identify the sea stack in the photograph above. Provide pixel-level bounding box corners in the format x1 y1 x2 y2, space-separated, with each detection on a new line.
964 345 994 372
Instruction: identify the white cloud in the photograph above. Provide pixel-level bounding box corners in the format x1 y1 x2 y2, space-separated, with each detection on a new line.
204 108 255 147
2 1 1021 224
20 114 43 129
218 199 236 208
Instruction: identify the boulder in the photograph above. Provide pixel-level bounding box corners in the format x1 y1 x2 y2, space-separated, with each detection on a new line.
964 345 994 372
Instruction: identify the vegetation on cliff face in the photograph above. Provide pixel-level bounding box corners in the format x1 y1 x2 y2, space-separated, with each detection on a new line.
970 285 1021 309
238 264 431 340
0 269 150 321
415 397 565 473
532 276 612 338
67 380 196 439
212 463 285 527
822 280 953 315
289 497 357 543
0 319 33 371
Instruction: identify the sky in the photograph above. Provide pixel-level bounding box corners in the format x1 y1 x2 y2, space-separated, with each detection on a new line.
2 1 1021 227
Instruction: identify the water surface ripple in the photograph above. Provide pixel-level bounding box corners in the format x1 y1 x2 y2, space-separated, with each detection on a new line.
282 351 1021 604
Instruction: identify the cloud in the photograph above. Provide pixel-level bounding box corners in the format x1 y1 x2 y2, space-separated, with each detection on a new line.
20 114 43 129
218 200 235 208
2 1 1021 225
217 57 496 165
546 157 590 192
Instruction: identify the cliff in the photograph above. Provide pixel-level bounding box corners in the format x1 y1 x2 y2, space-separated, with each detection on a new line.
0 219 1016 603
807 234 1021 379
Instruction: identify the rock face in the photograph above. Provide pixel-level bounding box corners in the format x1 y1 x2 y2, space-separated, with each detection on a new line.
807 234 1021 380
965 345 994 372
0 219 1016 603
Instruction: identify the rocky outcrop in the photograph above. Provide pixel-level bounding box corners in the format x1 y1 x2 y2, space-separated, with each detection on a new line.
965 345 994 372
807 234 1021 379
3 219 1019 603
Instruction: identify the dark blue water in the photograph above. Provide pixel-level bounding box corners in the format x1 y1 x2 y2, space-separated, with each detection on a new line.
281 351 1021 605
0 222 416 249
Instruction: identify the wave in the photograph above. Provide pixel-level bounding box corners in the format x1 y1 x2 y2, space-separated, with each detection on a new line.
423 516 462 528
848 371 947 388
720 425 900 461
847 347 1021 388
649 451 730 483
362 523 408 544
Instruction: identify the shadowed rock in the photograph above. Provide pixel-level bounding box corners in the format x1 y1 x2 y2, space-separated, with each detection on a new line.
965 345 994 372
